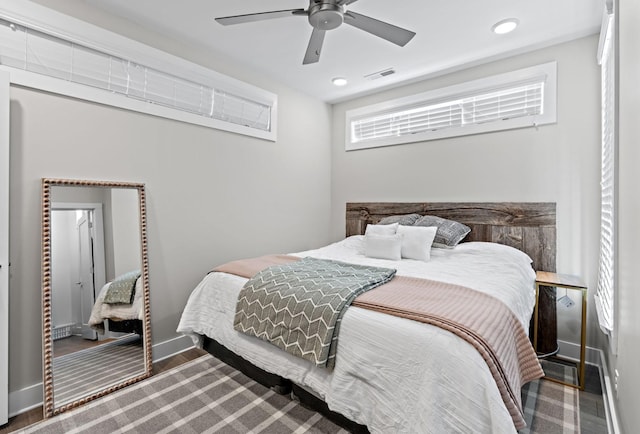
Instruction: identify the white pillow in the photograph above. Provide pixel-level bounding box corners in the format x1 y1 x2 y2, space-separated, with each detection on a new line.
364 222 399 236
364 234 403 260
397 225 438 261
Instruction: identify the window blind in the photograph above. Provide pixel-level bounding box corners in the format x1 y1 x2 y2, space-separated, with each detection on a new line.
0 18 271 132
595 11 615 336
351 81 544 144
462 83 543 125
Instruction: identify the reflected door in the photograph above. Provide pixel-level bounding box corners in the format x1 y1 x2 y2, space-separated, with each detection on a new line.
51 206 105 343
77 212 97 340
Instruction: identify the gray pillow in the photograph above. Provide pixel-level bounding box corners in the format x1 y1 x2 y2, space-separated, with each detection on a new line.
378 213 422 226
413 215 471 247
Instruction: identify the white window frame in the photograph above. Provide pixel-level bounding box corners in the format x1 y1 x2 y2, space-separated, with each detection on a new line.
0 70 9 426
0 0 277 142
595 2 617 353
345 62 557 151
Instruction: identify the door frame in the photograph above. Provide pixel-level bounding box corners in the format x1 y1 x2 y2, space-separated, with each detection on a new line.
51 203 106 328
75 211 98 340
1 70 10 425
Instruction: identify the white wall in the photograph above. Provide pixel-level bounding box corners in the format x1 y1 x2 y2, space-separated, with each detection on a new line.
7 3 332 399
331 36 602 349
111 188 141 278
612 0 640 432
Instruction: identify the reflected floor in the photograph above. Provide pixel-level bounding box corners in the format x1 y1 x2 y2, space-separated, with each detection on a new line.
53 335 116 358
52 334 145 407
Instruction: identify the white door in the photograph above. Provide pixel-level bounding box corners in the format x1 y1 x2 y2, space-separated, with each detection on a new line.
77 212 97 340
51 203 105 342
0 70 10 425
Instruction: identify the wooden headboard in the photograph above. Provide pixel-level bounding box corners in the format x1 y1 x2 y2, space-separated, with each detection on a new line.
346 202 556 272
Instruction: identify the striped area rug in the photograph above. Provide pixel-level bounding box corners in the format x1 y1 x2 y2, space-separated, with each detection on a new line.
25 353 579 433
52 335 145 407
26 354 347 434
520 361 580 434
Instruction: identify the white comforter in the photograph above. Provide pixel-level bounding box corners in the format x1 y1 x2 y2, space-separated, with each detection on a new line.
177 236 536 433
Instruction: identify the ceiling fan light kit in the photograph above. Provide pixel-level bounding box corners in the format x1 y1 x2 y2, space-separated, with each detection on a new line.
215 0 416 65
308 2 344 30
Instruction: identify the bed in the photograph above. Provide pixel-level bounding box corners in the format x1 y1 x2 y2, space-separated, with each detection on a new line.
177 202 557 433
89 272 144 336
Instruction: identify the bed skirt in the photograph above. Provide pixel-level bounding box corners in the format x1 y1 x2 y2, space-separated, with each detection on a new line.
201 336 369 433
108 318 143 335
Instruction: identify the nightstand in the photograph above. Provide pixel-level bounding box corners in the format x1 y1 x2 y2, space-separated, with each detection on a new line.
533 271 587 390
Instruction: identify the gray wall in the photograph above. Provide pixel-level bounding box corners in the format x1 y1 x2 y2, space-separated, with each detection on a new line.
8 5 332 395
613 0 640 432
330 36 602 349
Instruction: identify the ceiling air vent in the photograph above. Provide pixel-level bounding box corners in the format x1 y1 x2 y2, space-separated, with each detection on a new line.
364 68 396 80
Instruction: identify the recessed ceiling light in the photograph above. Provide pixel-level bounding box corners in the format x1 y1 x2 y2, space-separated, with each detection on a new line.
332 77 348 86
492 18 519 35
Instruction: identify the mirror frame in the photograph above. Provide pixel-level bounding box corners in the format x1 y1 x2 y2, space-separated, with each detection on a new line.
41 178 152 418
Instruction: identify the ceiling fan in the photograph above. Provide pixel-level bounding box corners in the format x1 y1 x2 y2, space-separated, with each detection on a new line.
215 0 416 65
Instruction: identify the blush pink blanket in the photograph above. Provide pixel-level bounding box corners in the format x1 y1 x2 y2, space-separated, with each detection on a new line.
213 254 543 430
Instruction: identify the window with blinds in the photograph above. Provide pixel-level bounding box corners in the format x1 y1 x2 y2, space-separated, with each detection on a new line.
595 8 615 341
0 17 274 138
346 62 556 151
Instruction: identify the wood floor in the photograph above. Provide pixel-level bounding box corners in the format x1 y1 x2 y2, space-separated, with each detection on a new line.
580 364 609 434
0 347 207 433
53 335 117 358
0 347 608 433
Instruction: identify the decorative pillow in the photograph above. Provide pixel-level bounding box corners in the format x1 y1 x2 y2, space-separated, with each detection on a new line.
364 234 403 260
378 213 422 226
364 222 399 236
396 225 438 261
413 215 471 248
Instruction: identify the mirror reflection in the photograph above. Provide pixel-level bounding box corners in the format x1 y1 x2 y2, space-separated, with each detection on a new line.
42 179 152 418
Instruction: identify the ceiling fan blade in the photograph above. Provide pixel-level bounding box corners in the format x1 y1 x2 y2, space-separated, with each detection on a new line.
344 11 415 47
337 0 359 5
215 9 306 26
303 28 326 65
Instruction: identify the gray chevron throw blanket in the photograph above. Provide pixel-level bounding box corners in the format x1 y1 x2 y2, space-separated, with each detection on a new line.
233 257 396 369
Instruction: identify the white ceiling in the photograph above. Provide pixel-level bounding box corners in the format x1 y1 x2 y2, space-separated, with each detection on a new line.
84 0 603 103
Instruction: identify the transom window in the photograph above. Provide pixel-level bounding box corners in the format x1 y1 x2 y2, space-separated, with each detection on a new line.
346 62 556 151
0 5 277 141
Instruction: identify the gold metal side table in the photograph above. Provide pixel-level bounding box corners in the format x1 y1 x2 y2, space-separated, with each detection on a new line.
533 271 587 390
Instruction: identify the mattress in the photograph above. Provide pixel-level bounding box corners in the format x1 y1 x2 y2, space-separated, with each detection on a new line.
177 236 538 433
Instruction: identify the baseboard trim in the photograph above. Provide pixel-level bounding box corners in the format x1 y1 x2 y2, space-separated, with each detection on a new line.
8 334 195 418
556 339 601 365
557 340 621 434
7 383 42 418
596 348 622 434
151 334 194 362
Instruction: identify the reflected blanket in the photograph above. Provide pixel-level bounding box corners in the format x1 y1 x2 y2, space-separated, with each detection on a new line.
103 270 141 305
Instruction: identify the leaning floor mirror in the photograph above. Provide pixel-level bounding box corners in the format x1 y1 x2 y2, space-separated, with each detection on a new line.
41 178 152 418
